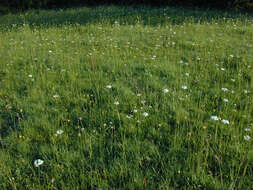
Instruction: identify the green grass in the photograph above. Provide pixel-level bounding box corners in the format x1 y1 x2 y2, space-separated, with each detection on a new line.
0 6 253 189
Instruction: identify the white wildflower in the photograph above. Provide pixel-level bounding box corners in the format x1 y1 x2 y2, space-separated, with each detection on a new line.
181 85 187 90
114 101 119 105
34 159 44 167
244 135 251 141
210 116 219 121
28 74 33 78
142 112 149 117
56 129 64 135
245 128 251 132
221 119 229 124
223 98 229 102
126 115 133 119
106 85 112 89
162 89 169 93
133 109 138 113
221 88 228 92
53 94 59 98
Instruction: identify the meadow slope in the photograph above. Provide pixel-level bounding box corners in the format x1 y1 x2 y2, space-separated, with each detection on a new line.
0 6 253 189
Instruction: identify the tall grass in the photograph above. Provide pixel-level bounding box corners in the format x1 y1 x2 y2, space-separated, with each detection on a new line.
0 6 253 189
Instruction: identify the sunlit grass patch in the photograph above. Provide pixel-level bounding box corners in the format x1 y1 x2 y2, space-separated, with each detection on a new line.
0 5 253 189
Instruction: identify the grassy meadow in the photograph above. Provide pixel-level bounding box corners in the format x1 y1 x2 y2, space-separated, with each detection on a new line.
0 6 253 189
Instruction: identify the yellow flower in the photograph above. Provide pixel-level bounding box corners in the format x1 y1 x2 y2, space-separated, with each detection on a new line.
202 125 207 130
184 116 187 119
19 109 23 113
77 133 81 137
213 109 216 112
111 69 114 73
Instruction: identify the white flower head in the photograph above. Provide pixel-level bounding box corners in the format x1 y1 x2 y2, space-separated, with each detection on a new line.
185 73 189 77
221 68 225 71
53 94 59 98
137 93 142 97
28 74 33 78
162 89 169 93
106 85 112 89
231 79 235 82
210 116 219 121
57 129 64 135
34 159 44 167
245 128 251 132
221 88 228 92
142 112 149 117
133 109 138 113
181 85 187 90
126 115 133 119
221 119 229 124
244 135 251 141
114 101 119 105
223 98 229 102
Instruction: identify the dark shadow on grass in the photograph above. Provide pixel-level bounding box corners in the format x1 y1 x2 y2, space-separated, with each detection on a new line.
0 106 21 140
0 5 252 30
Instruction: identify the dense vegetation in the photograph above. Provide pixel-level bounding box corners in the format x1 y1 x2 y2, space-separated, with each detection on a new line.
0 0 253 11
0 5 253 189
